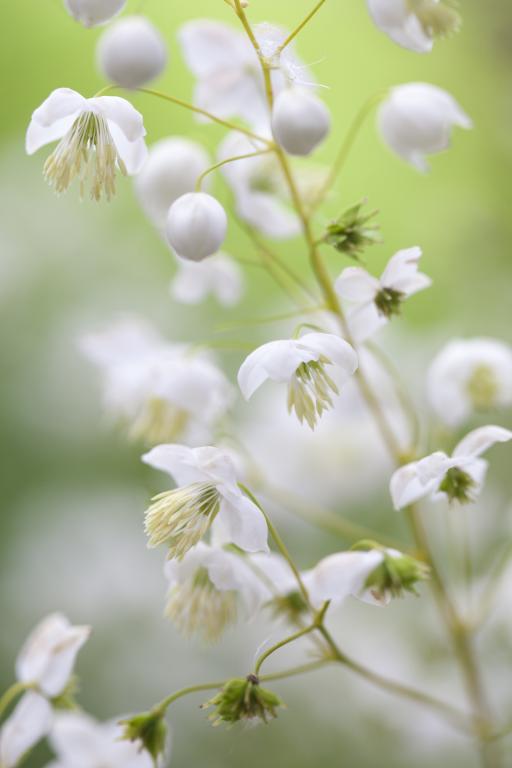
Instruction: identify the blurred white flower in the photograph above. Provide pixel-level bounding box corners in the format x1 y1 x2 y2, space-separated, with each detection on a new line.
143 444 269 558
164 542 267 642
378 83 471 171
366 0 460 53
96 16 167 89
271 89 331 157
218 132 300 239
26 89 147 200
135 138 211 231
64 0 126 28
391 425 512 509
335 247 431 342
427 338 512 427
166 193 227 261
178 20 314 129
0 692 53 768
238 332 358 429
16 613 90 698
45 712 154 768
170 252 244 307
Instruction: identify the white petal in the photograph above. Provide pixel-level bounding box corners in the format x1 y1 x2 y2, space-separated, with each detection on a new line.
92 96 146 142
300 332 358 380
380 246 429 295
335 267 380 302
219 494 269 553
348 301 387 342
308 550 384 606
178 20 253 78
237 340 316 400
389 457 447 510
142 444 205 485
108 122 148 174
235 190 300 240
170 253 244 307
0 693 52 768
453 425 512 459
26 88 86 155
366 0 433 53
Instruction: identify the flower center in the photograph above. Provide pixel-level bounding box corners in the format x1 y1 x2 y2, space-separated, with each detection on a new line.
287 356 339 429
374 287 405 318
144 482 220 559
438 467 476 504
406 0 461 39
466 365 499 411
129 397 190 445
166 567 237 643
43 111 126 201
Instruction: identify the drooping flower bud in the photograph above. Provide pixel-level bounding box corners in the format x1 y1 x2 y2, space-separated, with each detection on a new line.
166 193 228 261
352 541 430 602
325 201 381 260
120 709 168 765
97 16 168 89
271 89 331 156
64 0 126 28
203 676 283 727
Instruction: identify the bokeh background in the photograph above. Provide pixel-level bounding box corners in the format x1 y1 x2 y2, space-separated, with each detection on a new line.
1 1 512 766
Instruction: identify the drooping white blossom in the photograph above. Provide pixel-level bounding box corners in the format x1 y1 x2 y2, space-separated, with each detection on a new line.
170 253 244 307
271 89 331 156
427 338 512 427
96 16 168 89
45 712 155 768
81 316 234 446
166 193 227 261
135 138 211 231
238 332 358 429
163 542 267 642
0 692 53 768
378 83 472 171
16 613 91 698
390 425 512 509
64 0 126 28
366 0 460 54
142 444 269 558
26 89 147 200
335 247 431 341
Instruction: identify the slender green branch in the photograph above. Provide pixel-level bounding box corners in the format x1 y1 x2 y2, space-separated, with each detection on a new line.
213 305 327 334
276 0 327 53
0 681 30 720
195 149 273 192
254 624 317 675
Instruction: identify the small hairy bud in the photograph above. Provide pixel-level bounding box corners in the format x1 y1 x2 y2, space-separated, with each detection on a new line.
166 193 228 261
203 676 284 727
97 16 168 89
271 89 331 156
325 201 381 260
120 710 167 764
64 0 126 28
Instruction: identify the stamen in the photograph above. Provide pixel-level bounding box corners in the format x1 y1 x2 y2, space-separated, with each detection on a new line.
466 365 499 411
407 0 461 39
375 287 404 318
129 397 190 444
439 467 476 504
287 356 339 429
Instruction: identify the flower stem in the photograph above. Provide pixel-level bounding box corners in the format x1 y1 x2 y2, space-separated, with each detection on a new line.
0 681 29 720
254 624 318 676
195 149 273 192
276 0 328 53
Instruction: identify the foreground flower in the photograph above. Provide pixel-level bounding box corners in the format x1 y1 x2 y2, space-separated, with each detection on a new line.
367 0 460 53
0 693 53 768
427 338 512 427
26 88 147 200
378 83 471 171
271 89 331 156
170 253 244 307
143 444 269 559
164 543 267 642
203 676 283 727
135 137 211 230
238 332 358 429
166 193 227 261
64 0 126 28
46 712 155 767
391 425 512 509
335 247 431 341
96 15 168 89
16 613 90 698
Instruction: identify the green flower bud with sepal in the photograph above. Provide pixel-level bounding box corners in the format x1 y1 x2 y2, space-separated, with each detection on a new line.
120 709 167 766
324 201 381 260
203 675 284 727
352 540 430 602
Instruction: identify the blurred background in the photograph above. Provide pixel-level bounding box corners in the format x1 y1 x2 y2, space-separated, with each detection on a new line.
1 1 512 766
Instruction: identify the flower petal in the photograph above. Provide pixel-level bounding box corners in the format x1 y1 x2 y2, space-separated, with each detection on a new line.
237 340 316 400
335 267 380 303
308 550 384 607
453 425 512 459
0 693 52 768
92 96 146 142
219 494 269 553
26 88 86 155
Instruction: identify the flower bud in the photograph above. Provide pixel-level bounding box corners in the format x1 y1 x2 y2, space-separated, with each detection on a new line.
64 0 126 28
325 200 381 260
97 16 167 89
203 676 283 727
166 193 228 262
353 541 429 602
271 89 331 156
120 710 168 764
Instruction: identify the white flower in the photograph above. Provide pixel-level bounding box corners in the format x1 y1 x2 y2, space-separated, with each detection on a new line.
64 0 126 28
271 89 331 156
16 613 90 698
170 253 244 307
366 0 460 53
165 193 227 261
335 247 431 341
142 444 269 558
178 20 314 129
45 712 155 768
96 16 167 89
135 138 211 231
427 338 512 427
164 542 267 642
390 425 512 509
26 88 147 200
218 132 300 239
0 693 53 768
81 316 234 446
378 83 472 171
238 332 358 429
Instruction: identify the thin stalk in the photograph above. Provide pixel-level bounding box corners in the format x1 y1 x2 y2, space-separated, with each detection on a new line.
0 681 29 720
195 149 273 192
254 624 317 675
276 0 327 53
213 305 327 334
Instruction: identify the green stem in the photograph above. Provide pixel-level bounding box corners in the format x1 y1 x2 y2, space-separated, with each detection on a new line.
254 624 317 675
0 681 29 720
276 0 328 53
195 149 273 192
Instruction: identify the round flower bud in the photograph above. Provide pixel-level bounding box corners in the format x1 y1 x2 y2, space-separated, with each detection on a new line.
271 89 331 156
166 193 228 262
97 16 167 89
135 138 211 230
64 0 126 28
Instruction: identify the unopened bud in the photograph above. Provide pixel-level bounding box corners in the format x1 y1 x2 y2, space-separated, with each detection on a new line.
97 16 167 89
166 193 228 261
325 201 381 260
120 709 167 764
64 0 126 27
203 676 284 727
272 89 331 156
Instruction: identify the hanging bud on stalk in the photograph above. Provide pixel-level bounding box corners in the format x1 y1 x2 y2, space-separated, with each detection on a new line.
271 89 331 156
166 193 228 261
97 16 168 89
64 0 127 28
